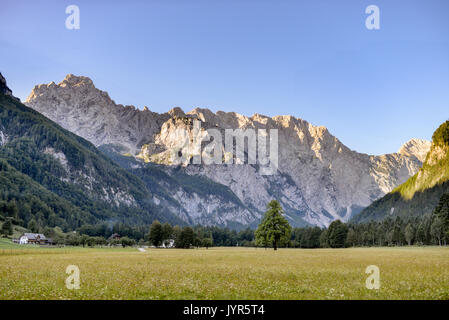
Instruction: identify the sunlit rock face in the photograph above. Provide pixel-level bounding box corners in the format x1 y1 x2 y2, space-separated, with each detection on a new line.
26 75 431 227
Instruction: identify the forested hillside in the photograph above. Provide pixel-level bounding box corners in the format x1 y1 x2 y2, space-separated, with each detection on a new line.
353 121 449 223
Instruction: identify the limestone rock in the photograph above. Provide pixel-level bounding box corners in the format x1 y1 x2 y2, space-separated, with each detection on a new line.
25 75 431 226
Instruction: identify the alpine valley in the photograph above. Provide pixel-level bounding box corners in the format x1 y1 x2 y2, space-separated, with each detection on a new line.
14 73 432 229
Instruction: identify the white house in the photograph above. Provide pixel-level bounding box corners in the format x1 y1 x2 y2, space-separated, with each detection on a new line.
161 239 175 248
19 233 51 245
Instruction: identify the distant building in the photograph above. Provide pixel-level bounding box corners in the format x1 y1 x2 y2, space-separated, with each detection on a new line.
108 233 121 241
19 233 53 245
162 239 175 248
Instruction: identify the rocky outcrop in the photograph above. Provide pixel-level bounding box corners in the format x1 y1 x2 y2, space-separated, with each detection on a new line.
0 128 7 146
0 72 20 101
44 145 138 207
25 75 431 227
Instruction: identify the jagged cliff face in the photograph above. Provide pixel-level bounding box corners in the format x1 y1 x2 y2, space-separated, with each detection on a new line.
25 75 431 227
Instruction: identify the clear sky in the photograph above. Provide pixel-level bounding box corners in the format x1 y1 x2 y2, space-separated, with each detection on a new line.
1 0 448 155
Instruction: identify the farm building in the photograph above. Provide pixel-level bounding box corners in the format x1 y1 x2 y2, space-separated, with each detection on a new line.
108 233 121 241
19 233 53 245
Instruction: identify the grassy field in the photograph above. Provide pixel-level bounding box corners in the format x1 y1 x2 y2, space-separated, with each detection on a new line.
0 240 448 300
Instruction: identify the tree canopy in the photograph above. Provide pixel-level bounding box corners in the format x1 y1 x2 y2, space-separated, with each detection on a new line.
432 120 449 146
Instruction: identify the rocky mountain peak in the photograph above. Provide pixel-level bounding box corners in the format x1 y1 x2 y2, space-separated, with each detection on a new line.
398 139 432 163
60 74 94 87
187 107 218 123
25 74 175 154
26 74 109 106
168 107 186 117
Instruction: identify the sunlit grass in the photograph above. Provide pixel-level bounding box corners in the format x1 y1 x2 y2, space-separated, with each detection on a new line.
0 245 448 300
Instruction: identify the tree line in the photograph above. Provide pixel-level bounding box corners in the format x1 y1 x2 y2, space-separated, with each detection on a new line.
260 195 449 249
2 194 448 249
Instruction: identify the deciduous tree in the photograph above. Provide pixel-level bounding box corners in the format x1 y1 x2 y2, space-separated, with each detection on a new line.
148 220 163 247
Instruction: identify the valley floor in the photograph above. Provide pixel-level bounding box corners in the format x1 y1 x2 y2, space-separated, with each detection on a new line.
0 242 448 299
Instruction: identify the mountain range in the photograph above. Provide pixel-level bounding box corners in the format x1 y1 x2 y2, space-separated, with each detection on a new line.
22 74 432 227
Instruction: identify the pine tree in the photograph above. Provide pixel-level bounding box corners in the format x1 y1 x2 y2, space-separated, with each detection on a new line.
1 218 13 236
405 223 414 246
161 222 173 244
6 200 19 220
346 228 357 247
255 200 291 250
431 217 445 246
319 230 329 248
433 193 449 244
327 220 348 248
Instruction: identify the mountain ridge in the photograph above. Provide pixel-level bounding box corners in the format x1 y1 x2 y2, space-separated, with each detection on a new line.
25 74 432 227
26 74 427 158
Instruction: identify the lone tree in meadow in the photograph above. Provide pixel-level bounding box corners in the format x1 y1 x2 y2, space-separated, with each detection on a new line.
148 220 163 247
255 200 291 250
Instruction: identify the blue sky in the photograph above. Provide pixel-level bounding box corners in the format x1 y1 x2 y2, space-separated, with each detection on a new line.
1 0 448 155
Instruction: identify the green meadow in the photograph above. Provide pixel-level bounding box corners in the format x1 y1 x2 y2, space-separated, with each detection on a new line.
0 240 448 300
